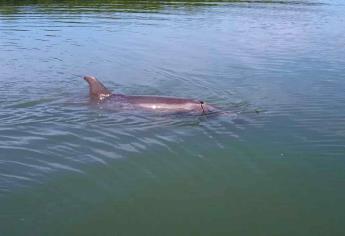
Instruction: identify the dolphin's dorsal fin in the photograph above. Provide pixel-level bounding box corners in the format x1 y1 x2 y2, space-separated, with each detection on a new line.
83 76 112 99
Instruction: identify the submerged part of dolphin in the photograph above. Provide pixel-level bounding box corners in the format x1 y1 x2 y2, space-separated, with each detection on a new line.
83 76 217 115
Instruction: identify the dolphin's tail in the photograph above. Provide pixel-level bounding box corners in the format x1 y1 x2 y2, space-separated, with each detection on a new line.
83 76 112 99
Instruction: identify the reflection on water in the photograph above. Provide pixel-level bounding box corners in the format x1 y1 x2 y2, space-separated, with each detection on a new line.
0 0 345 235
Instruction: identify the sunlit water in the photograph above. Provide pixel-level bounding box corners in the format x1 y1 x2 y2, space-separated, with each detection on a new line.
0 0 344 235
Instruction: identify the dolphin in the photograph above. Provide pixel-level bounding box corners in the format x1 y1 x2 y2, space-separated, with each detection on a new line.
83 75 217 115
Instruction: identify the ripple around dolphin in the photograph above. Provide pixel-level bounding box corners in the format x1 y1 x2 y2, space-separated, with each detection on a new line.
2 70 332 193
0 92 248 194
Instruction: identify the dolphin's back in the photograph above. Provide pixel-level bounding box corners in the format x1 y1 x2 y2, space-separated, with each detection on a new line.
83 76 216 114
125 95 199 105
119 95 210 113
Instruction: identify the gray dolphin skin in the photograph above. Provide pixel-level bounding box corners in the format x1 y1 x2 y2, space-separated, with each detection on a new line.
83 75 217 115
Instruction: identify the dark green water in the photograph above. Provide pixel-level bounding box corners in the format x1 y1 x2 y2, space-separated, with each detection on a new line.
0 0 345 235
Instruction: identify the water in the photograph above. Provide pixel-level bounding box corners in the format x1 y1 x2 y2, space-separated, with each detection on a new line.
0 0 345 235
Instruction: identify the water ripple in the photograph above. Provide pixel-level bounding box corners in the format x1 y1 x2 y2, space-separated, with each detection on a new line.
0 0 344 196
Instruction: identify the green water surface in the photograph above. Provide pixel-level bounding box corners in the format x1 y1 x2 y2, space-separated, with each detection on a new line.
0 0 344 235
